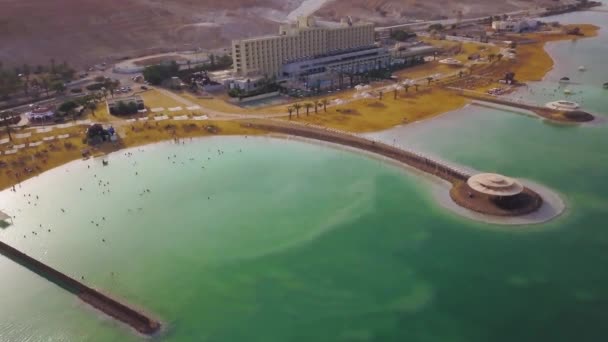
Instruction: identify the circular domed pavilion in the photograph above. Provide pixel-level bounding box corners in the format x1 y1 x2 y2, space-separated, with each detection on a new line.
467 173 524 198
450 173 542 217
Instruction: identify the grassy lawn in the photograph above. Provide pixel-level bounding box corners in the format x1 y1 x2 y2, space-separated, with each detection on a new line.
139 89 186 111
283 87 467 132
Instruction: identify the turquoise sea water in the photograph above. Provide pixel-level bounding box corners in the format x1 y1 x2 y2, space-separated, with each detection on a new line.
1 6 608 342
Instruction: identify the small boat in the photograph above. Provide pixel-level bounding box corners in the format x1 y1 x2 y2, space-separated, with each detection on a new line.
559 77 570 82
603 82 608 89
563 88 573 95
578 66 586 71
102 160 109 166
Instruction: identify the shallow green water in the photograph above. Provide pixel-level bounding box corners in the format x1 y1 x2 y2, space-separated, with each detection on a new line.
1 6 608 342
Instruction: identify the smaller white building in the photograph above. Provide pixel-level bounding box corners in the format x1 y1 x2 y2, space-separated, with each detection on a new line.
492 19 539 33
26 106 55 120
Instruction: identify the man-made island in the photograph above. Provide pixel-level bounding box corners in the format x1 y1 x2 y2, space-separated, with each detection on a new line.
244 120 544 218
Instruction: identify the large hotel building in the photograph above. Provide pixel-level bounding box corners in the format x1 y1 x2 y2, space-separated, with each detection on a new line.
231 16 385 78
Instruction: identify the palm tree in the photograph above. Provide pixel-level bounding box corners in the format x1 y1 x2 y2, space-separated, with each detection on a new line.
426 76 433 86
94 91 104 103
293 103 302 118
496 53 504 61
304 103 313 116
22 79 29 96
313 100 320 114
414 84 420 92
105 79 119 98
23 64 31 96
404 84 410 93
488 53 496 62
321 99 329 113
288 106 294 120
378 91 383 100
39 75 50 97
0 111 14 141
51 81 66 95
87 100 97 117
393 89 398 100
68 108 79 122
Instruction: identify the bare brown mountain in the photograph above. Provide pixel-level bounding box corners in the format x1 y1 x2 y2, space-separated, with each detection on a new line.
317 0 570 24
0 0 296 68
0 0 569 68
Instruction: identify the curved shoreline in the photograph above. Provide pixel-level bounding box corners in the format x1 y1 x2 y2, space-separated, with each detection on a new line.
2 132 566 227
244 120 564 223
3 120 566 225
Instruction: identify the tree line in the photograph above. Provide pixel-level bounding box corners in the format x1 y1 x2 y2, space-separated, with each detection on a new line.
286 99 330 120
0 59 76 101
143 54 232 86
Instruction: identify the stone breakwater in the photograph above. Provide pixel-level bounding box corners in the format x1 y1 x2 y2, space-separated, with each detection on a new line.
459 92 595 123
0 240 161 335
245 120 471 184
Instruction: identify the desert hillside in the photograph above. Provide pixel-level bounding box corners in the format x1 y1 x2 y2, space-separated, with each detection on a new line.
317 0 570 24
0 0 569 68
0 0 299 68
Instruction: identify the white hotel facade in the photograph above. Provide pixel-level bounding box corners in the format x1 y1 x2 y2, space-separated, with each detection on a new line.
231 16 390 80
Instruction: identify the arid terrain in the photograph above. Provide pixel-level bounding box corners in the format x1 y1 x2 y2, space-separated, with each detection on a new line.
0 0 299 68
0 0 570 68
317 0 571 24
